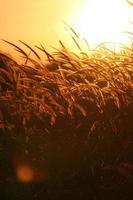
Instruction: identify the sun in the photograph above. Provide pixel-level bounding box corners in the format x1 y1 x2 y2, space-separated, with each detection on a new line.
73 0 132 50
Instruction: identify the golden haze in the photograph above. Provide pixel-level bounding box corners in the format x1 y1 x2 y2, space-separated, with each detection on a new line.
0 0 132 55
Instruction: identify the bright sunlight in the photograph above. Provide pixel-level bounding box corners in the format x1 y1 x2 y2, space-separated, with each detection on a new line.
74 0 132 50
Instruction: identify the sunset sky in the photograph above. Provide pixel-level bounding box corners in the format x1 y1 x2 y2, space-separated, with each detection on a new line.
0 0 132 56
0 0 81 52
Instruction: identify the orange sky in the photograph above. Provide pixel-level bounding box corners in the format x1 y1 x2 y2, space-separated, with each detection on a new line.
0 0 83 54
0 0 132 58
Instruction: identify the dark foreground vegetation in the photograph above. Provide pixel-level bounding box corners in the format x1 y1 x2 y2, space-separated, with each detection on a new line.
0 34 133 199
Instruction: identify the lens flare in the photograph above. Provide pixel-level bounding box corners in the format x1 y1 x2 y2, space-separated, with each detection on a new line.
16 164 34 183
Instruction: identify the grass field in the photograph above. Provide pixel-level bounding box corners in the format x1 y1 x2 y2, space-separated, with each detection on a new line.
0 32 133 199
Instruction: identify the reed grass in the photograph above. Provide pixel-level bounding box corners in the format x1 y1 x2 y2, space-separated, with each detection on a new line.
0 34 133 130
0 25 133 199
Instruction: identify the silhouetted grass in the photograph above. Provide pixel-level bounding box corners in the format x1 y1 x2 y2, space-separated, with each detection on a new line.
0 27 133 199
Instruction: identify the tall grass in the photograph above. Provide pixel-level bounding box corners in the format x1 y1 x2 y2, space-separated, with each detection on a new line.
0 34 133 130
0 26 133 199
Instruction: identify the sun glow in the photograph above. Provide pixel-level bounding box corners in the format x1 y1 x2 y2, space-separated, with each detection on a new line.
74 0 132 50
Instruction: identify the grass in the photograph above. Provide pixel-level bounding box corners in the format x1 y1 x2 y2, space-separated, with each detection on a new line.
1 37 133 129
0 27 133 199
